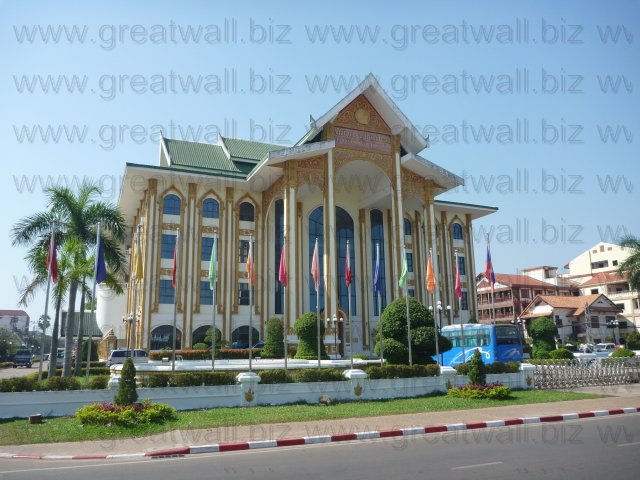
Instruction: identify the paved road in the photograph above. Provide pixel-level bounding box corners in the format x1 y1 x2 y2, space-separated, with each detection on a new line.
0 363 45 379
1 414 637 480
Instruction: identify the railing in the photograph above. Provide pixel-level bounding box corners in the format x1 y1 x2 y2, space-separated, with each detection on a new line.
534 359 639 389
607 290 639 300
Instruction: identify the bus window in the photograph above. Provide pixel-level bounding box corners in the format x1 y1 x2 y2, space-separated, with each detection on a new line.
496 326 521 345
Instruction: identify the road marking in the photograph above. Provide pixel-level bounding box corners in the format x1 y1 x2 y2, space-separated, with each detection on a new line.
617 441 640 447
452 461 503 470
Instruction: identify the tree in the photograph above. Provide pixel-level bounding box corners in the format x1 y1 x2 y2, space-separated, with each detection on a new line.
261 317 284 359
374 297 451 364
624 331 640 350
618 235 640 290
114 357 138 406
11 181 126 377
293 312 327 360
467 350 487 386
528 317 558 358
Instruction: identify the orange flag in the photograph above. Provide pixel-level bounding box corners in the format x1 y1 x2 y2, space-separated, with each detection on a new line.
426 252 435 294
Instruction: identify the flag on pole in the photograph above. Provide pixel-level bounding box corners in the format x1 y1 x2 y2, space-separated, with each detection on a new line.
398 249 408 288
373 243 381 294
95 238 107 284
311 238 320 292
484 243 496 293
426 251 435 294
246 240 254 286
46 236 58 284
172 240 177 289
135 245 143 280
208 236 217 290
278 242 287 287
345 241 352 288
454 255 463 300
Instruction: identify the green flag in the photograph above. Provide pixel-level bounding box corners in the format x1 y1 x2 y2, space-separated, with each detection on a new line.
208 236 217 291
398 249 408 288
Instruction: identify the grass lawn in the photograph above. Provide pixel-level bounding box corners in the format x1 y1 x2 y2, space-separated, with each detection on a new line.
0 390 605 446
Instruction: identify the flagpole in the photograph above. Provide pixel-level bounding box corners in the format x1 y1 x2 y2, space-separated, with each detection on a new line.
429 248 440 364
172 228 179 374
84 223 102 381
249 235 254 373
131 224 142 350
456 251 466 364
211 233 217 370
38 222 56 382
282 236 288 371
375 242 384 366
314 237 321 369
402 245 413 366
346 239 353 369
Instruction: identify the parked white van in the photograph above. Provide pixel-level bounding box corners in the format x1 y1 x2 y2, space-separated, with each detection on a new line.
107 349 149 366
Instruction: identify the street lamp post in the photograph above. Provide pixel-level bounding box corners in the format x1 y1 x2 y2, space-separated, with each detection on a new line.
326 314 342 359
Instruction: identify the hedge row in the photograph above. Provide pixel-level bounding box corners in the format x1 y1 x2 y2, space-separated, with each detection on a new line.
455 361 521 375
0 374 110 392
148 349 269 361
364 364 440 379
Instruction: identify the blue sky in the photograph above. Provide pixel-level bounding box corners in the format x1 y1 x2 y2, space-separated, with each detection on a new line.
1 0 638 327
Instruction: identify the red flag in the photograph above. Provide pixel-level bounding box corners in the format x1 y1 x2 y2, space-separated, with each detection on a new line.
278 243 287 287
171 241 177 289
345 241 352 288
46 236 58 284
311 238 320 292
246 241 254 286
454 255 462 300
485 243 496 294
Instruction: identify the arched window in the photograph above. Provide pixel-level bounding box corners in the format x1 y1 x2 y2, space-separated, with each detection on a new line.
163 194 181 215
308 207 324 311
452 223 464 240
239 202 254 222
203 198 219 219
404 218 412 236
336 207 356 314
274 199 284 315
151 325 181 350
370 209 387 315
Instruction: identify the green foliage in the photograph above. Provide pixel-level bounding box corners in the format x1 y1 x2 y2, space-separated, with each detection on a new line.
610 347 635 358
149 349 261 360
529 317 558 356
45 376 81 391
202 327 223 347
261 317 285 359
548 348 575 359
257 369 294 384
374 297 451 364
0 376 37 392
617 234 640 290
365 364 440 379
81 340 99 362
140 371 236 388
114 358 138 406
466 350 487 386
76 400 176 426
455 361 520 375
352 353 369 360
293 312 327 360
88 375 109 390
624 331 640 350
447 384 512 400
292 368 345 383
192 343 209 351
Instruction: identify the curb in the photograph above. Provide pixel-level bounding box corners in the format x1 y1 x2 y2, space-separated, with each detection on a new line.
3 407 639 461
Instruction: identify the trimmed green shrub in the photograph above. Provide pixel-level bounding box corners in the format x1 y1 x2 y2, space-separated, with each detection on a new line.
192 343 209 351
532 345 552 359
447 383 512 400
611 347 635 357
548 348 574 359
88 375 110 390
293 368 345 383
466 350 487 386
261 317 285 359
624 331 640 350
201 371 236 386
365 364 439 379
203 327 223 347
76 400 176 426
141 373 170 388
374 297 451 364
293 312 327 360
257 369 294 384
352 353 369 360
149 349 261 361
114 358 138 406
81 339 99 363
485 361 521 374
0 376 37 392
529 317 557 357
46 376 81 391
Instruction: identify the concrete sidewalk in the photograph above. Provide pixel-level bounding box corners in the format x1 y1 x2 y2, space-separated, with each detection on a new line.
1 384 639 459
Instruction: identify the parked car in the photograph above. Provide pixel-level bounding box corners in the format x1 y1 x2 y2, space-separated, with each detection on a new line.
107 349 149 366
12 349 33 368
231 340 263 349
594 343 616 356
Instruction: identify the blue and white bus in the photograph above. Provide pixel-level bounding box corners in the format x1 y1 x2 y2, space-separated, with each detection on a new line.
438 324 523 366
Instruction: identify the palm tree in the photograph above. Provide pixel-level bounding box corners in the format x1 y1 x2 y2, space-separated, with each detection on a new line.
618 234 640 290
11 181 126 377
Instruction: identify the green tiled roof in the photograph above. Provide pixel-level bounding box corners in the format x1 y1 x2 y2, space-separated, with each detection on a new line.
163 137 284 178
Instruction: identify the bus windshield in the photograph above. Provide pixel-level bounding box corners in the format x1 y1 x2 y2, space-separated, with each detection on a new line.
442 327 491 348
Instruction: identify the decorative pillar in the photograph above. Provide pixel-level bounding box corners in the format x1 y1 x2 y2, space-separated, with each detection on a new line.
327 150 337 316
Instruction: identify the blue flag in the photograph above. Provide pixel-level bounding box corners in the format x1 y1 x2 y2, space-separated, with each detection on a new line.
95 239 107 284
